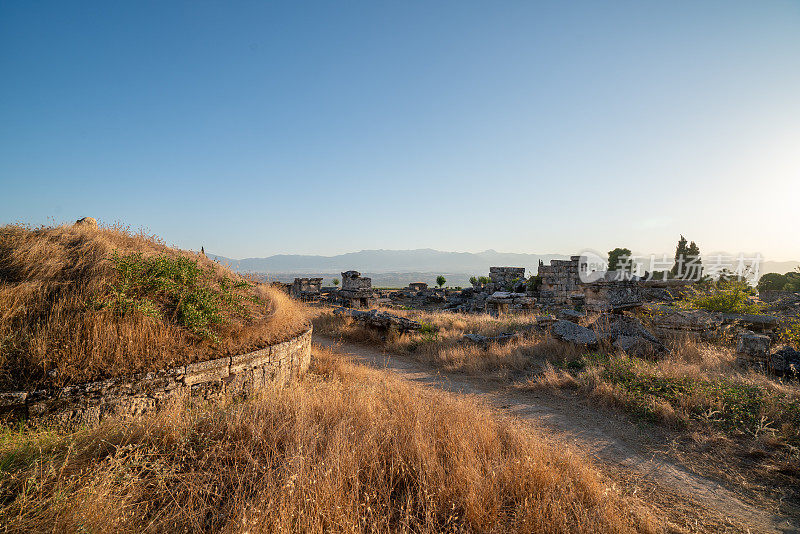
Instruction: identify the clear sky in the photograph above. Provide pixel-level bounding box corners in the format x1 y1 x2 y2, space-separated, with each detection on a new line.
2 1 798 260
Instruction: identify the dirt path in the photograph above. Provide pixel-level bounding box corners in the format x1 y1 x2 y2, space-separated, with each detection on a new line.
314 335 798 534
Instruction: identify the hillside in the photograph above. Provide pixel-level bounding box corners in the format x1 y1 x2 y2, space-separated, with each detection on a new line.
0 223 307 390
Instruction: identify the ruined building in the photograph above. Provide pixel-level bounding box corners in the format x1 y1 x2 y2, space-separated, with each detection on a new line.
338 270 377 308
537 256 644 312
537 256 586 306
489 267 526 290
290 277 323 301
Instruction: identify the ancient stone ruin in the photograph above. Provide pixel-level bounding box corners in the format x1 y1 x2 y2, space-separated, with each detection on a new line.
537 256 586 307
407 282 428 291
489 267 526 291
290 277 322 301
338 270 377 308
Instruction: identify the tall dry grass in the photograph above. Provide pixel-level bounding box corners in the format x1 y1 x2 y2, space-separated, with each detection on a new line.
0 223 307 389
528 337 800 507
0 346 653 533
311 306 550 374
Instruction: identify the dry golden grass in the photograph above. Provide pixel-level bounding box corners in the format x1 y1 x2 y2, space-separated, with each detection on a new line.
526 337 800 509
0 223 307 389
311 306 547 374
312 306 800 508
0 346 654 533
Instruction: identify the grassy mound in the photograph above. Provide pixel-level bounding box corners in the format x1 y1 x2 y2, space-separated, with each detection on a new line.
0 347 652 533
0 223 307 390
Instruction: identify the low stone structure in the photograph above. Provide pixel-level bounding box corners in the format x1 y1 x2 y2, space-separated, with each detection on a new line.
389 287 449 308
485 291 535 316
338 270 377 308
291 277 323 300
407 282 428 291
333 307 423 333
0 326 313 428
550 319 597 346
583 280 642 313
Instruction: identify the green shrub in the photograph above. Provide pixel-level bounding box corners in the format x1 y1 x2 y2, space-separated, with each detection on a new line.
682 281 764 314
778 319 800 348
101 252 257 340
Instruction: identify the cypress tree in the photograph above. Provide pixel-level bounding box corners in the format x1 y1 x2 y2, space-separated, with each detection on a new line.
670 235 689 278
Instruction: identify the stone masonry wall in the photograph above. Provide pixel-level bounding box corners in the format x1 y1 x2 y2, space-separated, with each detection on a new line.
488 267 526 289
291 278 323 299
537 256 586 305
0 326 313 428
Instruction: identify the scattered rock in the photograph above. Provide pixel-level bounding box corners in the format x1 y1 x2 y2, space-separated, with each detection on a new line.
591 315 659 343
736 333 771 368
770 347 800 377
557 309 585 324
550 320 597 346
589 314 666 356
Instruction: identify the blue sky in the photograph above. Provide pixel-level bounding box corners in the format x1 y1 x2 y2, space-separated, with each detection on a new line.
2 1 798 260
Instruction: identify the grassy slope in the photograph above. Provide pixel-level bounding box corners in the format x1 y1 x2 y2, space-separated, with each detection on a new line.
0 224 307 389
0 346 652 533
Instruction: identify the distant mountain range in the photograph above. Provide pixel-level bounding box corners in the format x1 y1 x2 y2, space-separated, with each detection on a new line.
208 249 799 288
207 249 569 276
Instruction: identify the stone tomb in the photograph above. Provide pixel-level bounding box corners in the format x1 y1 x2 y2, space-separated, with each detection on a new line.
291 277 323 300
339 270 377 308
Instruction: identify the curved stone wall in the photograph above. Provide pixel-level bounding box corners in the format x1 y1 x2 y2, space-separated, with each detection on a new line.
0 325 312 427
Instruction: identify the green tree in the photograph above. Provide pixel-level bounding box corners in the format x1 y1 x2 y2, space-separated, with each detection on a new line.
670 235 703 280
757 273 787 292
784 269 800 292
607 248 632 272
469 276 478 286
478 276 490 285
332 278 340 287
436 275 446 288
686 240 704 280
670 235 688 278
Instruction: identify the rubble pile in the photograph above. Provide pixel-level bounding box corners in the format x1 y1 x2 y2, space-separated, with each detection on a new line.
549 313 666 357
